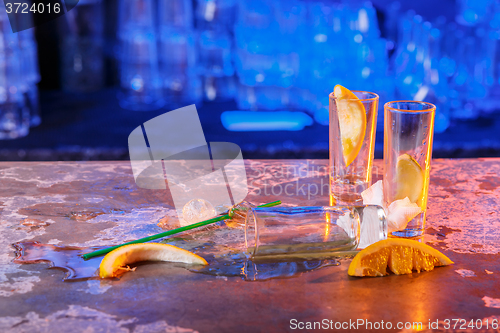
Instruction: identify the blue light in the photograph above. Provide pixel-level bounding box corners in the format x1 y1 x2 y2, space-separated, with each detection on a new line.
221 111 313 131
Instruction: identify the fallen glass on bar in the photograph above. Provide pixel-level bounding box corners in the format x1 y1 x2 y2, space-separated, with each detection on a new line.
245 205 387 260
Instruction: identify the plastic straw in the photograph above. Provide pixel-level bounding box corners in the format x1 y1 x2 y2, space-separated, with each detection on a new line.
82 200 281 260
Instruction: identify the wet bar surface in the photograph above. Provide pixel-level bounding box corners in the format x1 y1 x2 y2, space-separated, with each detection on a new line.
1 159 499 332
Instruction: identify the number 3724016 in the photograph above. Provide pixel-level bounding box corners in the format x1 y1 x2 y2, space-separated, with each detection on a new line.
443 319 498 330
6 2 61 14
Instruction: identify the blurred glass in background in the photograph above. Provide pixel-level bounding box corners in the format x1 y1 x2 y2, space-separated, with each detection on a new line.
59 0 104 93
118 0 163 111
107 0 500 133
1 0 499 138
0 3 41 139
195 0 236 101
15 8 41 127
158 0 202 106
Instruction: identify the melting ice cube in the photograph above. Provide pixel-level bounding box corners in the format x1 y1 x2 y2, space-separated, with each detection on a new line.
182 199 217 224
361 180 421 233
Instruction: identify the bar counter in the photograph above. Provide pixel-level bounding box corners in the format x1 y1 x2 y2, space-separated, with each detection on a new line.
1 159 499 332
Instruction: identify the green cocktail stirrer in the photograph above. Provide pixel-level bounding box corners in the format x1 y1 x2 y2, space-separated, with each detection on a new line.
82 200 281 260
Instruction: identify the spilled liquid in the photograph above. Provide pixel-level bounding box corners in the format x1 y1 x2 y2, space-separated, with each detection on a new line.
188 251 340 281
13 223 346 282
13 242 106 281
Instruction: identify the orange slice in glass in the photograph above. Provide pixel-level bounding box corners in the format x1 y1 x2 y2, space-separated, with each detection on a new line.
394 153 424 204
333 85 367 167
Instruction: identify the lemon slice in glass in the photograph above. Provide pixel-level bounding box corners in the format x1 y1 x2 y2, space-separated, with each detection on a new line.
395 153 424 204
333 85 367 167
99 243 208 278
348 239 453 277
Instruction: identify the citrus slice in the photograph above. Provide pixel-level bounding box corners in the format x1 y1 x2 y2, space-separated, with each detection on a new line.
333 85 367 167
395 154 424 204
348 238 453 277
99 243 208 278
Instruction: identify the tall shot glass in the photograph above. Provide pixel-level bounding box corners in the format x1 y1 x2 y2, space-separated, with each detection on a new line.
244 206 387 260
384 101 435 237
329 90 379 205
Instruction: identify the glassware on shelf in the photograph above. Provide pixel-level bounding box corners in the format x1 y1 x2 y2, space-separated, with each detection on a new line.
195 0 236 101
420 21 450 132
12 9 41 128
233 0 390 122
455 0 496 27
0 8 29 139
158 0 202 106
118 0 163 111
19 28 41 127
107 0 500 123
59 0 104 93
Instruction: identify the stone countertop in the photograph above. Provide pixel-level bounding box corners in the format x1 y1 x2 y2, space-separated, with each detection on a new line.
1 159 499 332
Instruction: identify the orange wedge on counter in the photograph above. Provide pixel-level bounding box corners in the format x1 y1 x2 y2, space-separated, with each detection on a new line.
394 153 424 204
348 239 453 277
99 243 208 278
333 85 367 167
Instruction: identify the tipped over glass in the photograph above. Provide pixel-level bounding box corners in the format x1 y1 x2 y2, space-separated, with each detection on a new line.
245 205 387 260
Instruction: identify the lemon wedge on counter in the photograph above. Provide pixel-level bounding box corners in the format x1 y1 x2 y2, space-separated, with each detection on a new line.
394 154 424 204
348 239 453 277
333 85 367 167
99 243 208 278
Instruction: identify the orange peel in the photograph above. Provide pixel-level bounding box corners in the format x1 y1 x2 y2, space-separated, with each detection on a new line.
99 243 208 278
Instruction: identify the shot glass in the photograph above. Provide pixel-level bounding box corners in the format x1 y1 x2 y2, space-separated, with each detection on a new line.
245 205 387 260
384 101 435 237
329 91 379 205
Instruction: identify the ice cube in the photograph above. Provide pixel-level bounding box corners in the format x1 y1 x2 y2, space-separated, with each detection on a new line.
358 206 386 249
361 180 421 233
361 180 384 207
182 199 217 224
386 197 421 232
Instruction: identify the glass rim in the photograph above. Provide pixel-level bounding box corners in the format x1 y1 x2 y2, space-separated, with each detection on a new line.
244 208 258 256
384 100 436 113
329 90 379 102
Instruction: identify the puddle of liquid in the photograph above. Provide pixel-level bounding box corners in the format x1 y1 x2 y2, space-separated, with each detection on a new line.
13 241 341 282
12 223 348 282
190 257 340 281
13 242 105 281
